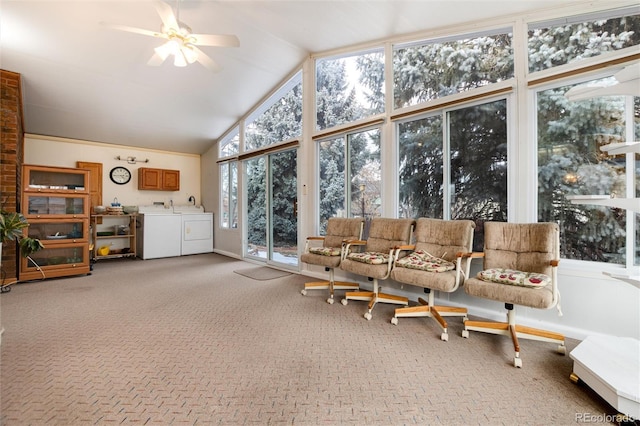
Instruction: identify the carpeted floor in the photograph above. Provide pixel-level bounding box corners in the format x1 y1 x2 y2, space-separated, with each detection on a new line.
0 253 620 425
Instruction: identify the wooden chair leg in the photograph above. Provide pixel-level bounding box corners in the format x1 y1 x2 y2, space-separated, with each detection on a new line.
463 307 566 367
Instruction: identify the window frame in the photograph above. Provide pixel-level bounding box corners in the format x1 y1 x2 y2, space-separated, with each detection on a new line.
395 93 512 222
315 122 384 230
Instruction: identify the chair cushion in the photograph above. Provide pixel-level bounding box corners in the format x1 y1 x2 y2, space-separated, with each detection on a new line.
347 251 390 265
478 268 550 289
309 246 342 256
396 250 455 272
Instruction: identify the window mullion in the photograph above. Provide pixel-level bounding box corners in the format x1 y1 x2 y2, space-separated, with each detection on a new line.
624 95 635 270
442 111 451 221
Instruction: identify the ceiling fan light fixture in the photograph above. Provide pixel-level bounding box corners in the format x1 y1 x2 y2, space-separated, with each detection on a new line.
182 45 198 64
154 41 171 60
173 50 188 67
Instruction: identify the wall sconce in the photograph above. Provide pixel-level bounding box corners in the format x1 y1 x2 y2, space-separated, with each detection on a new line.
115 156 150 164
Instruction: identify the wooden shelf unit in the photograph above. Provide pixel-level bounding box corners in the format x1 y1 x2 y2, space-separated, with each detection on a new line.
21 164 91 281
91 214 137 261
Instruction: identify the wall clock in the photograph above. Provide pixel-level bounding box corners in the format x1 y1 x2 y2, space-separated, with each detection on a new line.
109 166 131 185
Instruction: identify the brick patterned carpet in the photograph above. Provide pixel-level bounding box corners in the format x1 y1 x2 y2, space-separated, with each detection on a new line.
1 253 614 425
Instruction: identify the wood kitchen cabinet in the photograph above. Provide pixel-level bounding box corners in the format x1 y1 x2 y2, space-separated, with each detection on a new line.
21 164 91 280
138 167 180 191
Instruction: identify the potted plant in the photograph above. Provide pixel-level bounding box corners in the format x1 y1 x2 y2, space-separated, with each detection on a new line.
1 210 44 292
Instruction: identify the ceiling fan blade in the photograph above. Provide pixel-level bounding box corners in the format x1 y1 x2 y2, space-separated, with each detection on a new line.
102 22 164 39
613 63 640 83
190 34 240 48
154 0 179 30
191 46 222 72
147 52 167 67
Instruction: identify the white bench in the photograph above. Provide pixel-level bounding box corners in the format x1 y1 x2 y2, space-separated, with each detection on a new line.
570 335 640 420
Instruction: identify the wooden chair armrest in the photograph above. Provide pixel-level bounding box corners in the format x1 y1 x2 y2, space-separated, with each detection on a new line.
395 244 416 252
550 259 560 267
460 252 484 258
344 239 366 245
306 236 325 241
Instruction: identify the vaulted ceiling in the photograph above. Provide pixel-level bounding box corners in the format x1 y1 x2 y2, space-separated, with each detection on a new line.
2 0 586 154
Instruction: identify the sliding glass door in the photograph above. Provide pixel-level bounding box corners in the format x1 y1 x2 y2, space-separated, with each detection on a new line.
245 149 298 268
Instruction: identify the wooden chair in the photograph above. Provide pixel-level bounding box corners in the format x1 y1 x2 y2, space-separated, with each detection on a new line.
462 222 566 367
300 217 365 304
340 218 415 320
390 218 475 341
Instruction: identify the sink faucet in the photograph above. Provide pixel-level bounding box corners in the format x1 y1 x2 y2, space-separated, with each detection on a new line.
188 195 195 205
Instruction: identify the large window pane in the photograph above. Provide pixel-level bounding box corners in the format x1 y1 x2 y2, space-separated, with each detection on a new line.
317 128 381 231
449 100 508 252
537 80 627 263
393 31 513 109
316 50 385 130
220 164 229 227
219 127 239 158
349 129 381 219
528 9 640 73
219 162 238 229
246 157 267 259
270 150 297 266
398 116 444 218
319 137 346 229
245 73 303 151
396 99 507 250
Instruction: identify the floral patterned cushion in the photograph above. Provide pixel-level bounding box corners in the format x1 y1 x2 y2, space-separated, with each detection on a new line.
309 246 342 256
347 251 389 265
396 250 455 272
478 268 550 289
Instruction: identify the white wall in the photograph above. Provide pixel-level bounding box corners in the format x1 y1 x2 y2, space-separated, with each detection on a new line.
202 145 242 258
25 134 202 208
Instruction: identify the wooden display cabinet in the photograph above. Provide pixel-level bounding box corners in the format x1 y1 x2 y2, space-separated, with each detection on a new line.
91 214 137 261
21 165 91 281
138 167 180 191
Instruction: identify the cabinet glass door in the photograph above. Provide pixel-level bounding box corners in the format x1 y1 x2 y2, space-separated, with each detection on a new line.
27 245 86 268
25 195 87 217
27 220 87 242
26 169 87 191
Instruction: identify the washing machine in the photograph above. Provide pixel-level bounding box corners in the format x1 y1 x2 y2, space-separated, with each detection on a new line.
136 205 182 259
172 205 214 255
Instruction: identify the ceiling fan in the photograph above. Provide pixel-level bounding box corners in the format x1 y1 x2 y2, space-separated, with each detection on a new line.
104 0 239 71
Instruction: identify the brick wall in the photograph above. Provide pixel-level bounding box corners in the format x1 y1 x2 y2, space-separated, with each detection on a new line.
1 70 25 283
